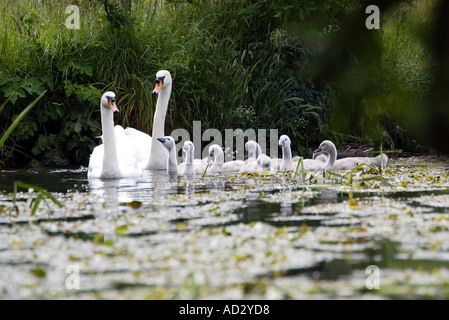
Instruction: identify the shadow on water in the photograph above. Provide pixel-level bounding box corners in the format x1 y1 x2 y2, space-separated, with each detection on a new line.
0 167 89 193
262 240 449 282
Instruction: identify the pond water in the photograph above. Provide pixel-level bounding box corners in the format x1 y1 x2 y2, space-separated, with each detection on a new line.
1 155 449 299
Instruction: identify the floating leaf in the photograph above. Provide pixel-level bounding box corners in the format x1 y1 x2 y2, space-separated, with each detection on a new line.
114 225 128 236
31 268 46 278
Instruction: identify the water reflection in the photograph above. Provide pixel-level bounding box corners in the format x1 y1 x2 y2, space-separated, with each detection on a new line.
88 178 139 204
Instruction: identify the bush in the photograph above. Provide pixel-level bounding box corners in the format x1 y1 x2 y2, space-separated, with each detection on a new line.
0 0 435 167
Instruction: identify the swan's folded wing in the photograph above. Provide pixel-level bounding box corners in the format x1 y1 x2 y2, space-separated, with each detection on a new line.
116 138 142 178
302 159 325 171
122 127 152 170
87 144 104 179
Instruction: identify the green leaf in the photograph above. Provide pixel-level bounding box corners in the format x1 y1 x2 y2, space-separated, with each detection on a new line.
0 90 47 150
31 268 47 278
114 225 128 236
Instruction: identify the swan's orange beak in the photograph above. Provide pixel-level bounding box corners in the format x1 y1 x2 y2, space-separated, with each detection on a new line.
153 80 163 94
109 99 119 113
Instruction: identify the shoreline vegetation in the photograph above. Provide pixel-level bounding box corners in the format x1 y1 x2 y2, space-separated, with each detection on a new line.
0 0 442 169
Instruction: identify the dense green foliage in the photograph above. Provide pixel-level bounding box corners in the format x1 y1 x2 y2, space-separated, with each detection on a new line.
0 0 435 167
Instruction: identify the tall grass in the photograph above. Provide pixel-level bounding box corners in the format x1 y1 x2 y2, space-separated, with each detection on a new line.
1 0 334 166
0 0 434 167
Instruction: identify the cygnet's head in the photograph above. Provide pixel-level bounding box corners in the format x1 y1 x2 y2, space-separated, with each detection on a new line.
314 140 336 155
207 144 221 163
153 70 172 94
278 135 291 148
257 154 271 170
157 136 175 150
244 140 259 160
182 141 194 153
101 91 118 113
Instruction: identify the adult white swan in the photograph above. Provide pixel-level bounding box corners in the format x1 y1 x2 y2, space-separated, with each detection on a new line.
87 92 142 179
122 70 172 171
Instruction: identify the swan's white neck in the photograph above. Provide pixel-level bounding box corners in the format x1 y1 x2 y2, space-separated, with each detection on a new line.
182 147 194 175
252 144 262 160
185 147 194 165
210 148 224 173
323 144 337 170
281 144 292 171
166 145 178 174
100 105 121 178
146 84 171 170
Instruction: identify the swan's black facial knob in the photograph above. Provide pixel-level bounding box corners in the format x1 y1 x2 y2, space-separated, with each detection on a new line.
153 76 165 95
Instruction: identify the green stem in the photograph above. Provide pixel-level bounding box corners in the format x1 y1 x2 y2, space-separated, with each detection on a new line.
0 90 47 150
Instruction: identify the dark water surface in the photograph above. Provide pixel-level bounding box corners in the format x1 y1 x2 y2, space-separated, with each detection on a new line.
1 156 449 299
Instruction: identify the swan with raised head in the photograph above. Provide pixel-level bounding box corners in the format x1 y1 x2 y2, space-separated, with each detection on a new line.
279 135 294 171
156 136 178 174
120 70 172 171
87 92 142 179
207 144 244 174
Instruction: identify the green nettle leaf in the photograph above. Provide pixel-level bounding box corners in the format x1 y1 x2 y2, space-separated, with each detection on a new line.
23 78 44 94
3 87 26 104
78 63 93 77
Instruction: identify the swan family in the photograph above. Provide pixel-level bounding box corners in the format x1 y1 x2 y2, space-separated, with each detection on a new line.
88 70 388 179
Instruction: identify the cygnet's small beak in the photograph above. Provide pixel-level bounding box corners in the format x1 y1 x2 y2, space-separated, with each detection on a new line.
244 151 249 161
313 146 322 153
207 155 214 163
279 140 285 147
157 137 166 143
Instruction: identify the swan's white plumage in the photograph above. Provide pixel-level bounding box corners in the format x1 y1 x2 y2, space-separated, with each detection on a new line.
239 140 262 173
279 135 294 171
179 141 207 175
257 154 272 172
145 70 172 170
158 138 207 175
270 158 282 171
312 145 388 170
207 144 244 174
278 136 336 172
88 92 142 179
123 127 152 169
112 70 171 171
